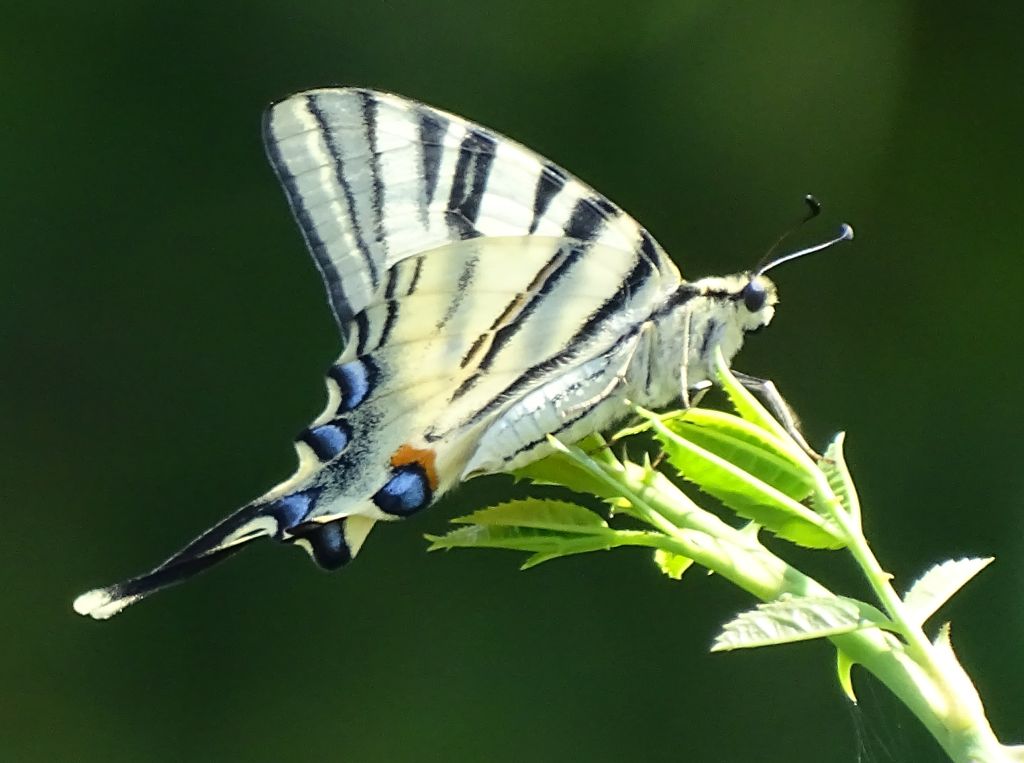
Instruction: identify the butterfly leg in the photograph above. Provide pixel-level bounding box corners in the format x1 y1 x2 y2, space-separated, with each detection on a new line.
679 312 693 407
686 379 713 408
731 371 819 458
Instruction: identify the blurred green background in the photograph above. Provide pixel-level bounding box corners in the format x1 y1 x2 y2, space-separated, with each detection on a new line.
4 2 1023 761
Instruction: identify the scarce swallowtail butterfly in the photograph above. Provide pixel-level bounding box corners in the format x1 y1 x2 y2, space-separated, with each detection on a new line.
74 87 852 620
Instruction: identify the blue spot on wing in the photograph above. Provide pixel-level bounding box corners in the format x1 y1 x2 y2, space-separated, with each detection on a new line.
300 420 351 461
307 522 351 570
267 489 320 537
372 465 432 517
328 359 377 411
288 519 352 570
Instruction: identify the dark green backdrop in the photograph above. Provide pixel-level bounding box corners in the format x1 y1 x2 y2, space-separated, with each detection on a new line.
5 3 1022 761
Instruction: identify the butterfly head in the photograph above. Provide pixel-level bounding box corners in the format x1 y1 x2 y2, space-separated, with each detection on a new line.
673 223 854 386
689 272 779 334
685 274 774 386
738 221 855 333
737 273 778 333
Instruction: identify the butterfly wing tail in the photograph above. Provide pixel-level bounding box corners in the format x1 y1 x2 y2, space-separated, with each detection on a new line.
72 536 257 620
73 489 324 620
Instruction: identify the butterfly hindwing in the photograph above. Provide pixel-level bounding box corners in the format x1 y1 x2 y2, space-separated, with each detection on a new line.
296 234 672 515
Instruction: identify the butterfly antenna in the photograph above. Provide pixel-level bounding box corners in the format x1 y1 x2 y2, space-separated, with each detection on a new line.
754 194 823 273
757 222 855 276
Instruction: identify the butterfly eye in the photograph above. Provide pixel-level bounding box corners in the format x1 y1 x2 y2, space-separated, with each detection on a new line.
742 280 767 312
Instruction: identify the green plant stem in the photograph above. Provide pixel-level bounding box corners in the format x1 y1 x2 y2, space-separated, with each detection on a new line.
809 474 1016 760
599 449 1012 763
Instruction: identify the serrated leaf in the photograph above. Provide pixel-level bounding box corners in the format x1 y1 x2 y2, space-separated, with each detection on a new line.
639 410 843 549
903 557 993 626
512 434 622 499
931 622 965 678
711 595 892 651
654 548 694 580
428 499 628 567
427 524 576 554
662 409 815 501
426 523 616 558
818 433 861 528
453 499 608 532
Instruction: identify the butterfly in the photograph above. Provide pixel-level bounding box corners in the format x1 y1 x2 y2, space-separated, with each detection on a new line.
74 87 851 619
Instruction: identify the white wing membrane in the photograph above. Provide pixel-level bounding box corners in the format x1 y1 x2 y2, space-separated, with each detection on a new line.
263 88 679 329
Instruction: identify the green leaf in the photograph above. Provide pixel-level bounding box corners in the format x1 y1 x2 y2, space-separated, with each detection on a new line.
661 408 815 501
654 548 694 580
819 432 861 528
931 622 968 680
426 524 601 554
639 409 844 549
453 498 608 532
427 499 625 568
711 595 892 651
902 557 994 627
512 433 623 499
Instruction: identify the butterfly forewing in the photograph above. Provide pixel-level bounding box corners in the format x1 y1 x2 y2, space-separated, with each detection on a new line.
263 88 679 330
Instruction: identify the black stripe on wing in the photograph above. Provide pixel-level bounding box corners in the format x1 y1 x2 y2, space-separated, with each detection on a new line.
360 90 388 257
435 255 480 331
262 112 352 327
564 195 616 242
446 127 497 237
417 108 449 210
305 94 382 290
406 256 424 295
639 229 660 268
378 266 401 347
529 163 568 234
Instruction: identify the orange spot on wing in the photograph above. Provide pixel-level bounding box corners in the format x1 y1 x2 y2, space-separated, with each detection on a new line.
390 444 439 491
